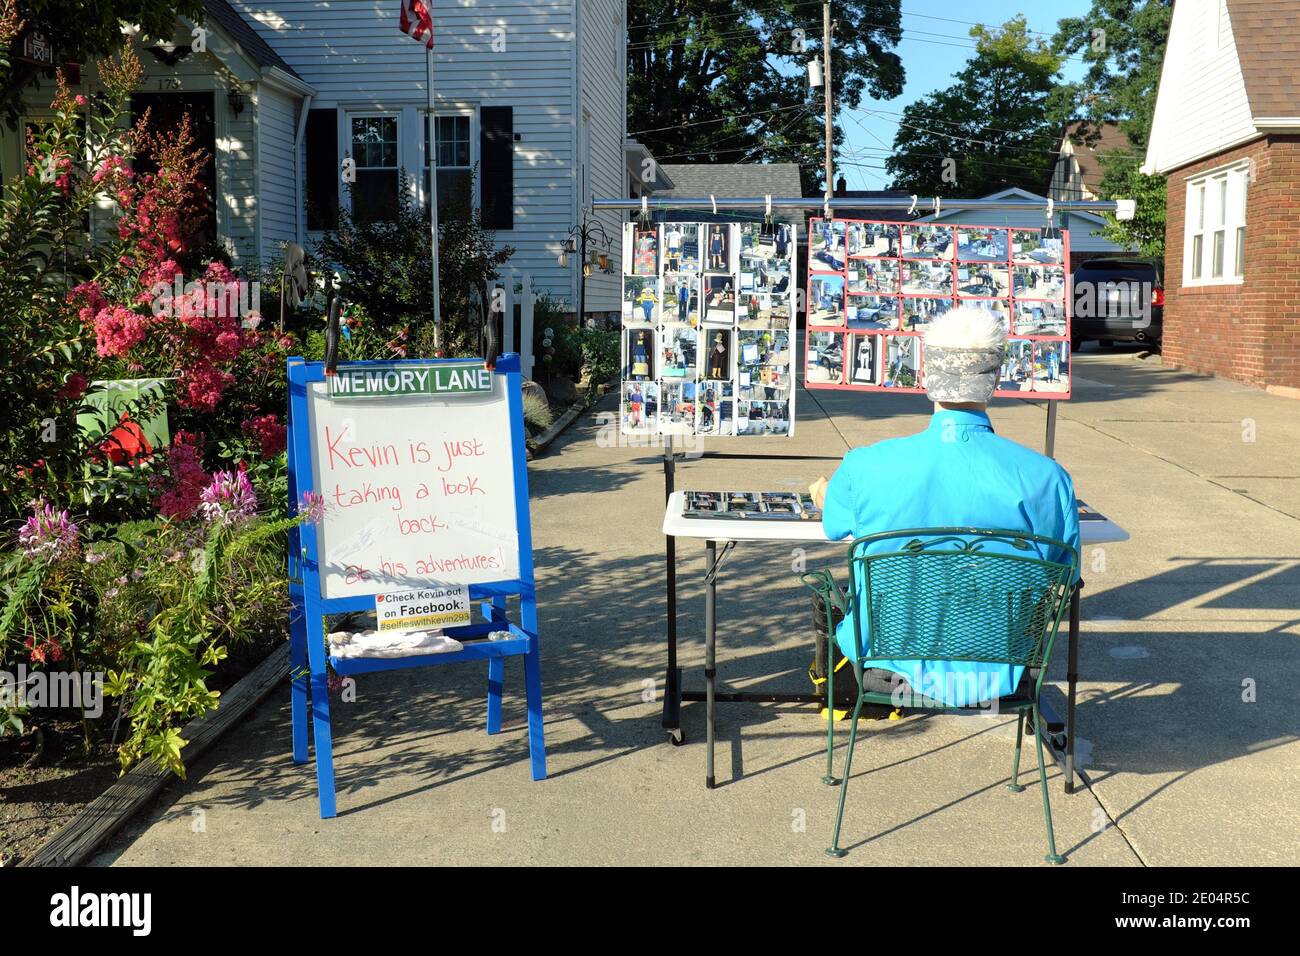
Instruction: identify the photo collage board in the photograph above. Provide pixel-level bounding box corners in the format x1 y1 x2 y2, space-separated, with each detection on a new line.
621 220 798 437
805 218 1073 399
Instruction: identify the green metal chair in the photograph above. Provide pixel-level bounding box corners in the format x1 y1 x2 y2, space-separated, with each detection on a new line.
801 528 1079 864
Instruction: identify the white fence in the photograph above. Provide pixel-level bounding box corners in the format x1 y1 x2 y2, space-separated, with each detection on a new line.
491 270 536 380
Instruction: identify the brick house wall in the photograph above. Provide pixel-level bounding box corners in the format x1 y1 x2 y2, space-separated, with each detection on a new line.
1162 134 1300 390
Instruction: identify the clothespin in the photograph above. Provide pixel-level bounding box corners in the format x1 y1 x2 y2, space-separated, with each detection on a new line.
908 194 918 217
639 194 650 226
933 196 941 218
823 189 832 221
1045 196 1054 224
764 194 773 225
710 193 717 216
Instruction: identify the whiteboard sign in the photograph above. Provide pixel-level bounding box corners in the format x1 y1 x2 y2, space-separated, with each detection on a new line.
305 369 521 599
375 585 471 633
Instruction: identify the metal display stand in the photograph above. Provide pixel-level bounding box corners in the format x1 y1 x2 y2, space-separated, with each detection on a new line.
603 195 1128 790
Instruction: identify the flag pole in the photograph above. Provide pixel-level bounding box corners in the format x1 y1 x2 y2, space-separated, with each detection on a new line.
426 39 443 351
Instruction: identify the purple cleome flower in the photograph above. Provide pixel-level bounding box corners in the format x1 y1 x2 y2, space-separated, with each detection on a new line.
199 469 258 525
19 500 80 563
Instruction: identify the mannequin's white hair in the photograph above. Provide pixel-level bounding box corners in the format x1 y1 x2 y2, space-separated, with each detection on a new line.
923 305 1005 351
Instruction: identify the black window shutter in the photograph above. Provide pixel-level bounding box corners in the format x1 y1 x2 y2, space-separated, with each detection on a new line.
480 106 513 230
305 108 339 231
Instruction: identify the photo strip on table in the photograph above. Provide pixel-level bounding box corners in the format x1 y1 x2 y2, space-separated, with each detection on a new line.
621 220 797 436
803 217 1072 399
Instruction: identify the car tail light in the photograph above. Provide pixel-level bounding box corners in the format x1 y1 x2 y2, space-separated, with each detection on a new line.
1152 286 1165 307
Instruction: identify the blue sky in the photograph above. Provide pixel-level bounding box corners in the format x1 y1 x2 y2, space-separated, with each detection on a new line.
839 0 1095 190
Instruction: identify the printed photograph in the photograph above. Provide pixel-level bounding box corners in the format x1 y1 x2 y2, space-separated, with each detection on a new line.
1030 340 1070 394
737 329 790 402
737 400 790 436
901 223 954 259
806 331 844 385
703 223 734 273
631 224 659 276
847 295 898 330
901 296 954 332
810 218 846 271
957 262 1011 298
903 260 955 295
880 334 921 389
658 380 695 435
703 274 736 324
1014 300 1068 336
808 273 845 326
999 339 1034 392
1011 229 1063 264
848 258 900 295
622 276 659 327
848 333 880 385
737 291 776 328
661 326 698 378
956 227 1009 261
740 221 793 271
621 381 658 433
1012 264 1067 300
847 221 899 258
702 328 733 380
661 222 701 274
768 295 792 329
623 328 655 381
662 274 698 325
696 379 734 436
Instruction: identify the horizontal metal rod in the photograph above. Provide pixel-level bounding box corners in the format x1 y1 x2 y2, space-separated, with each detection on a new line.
594 196 1122 213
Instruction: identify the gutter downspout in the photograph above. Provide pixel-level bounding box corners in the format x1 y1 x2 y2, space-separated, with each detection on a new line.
294 94 313 246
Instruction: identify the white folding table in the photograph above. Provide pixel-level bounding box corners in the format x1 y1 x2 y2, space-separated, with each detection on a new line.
662 490 1129 791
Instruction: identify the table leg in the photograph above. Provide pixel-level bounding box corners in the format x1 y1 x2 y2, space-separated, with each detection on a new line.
705 539 717 789
1065 580 1082 794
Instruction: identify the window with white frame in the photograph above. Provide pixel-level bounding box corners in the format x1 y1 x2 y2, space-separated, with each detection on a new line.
350 115 399 224
1185 163 1248 285
424 114 473 215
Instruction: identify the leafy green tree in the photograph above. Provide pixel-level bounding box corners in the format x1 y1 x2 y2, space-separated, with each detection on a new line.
1 0 205 124
1052 1 1173 254
885 17 1064 197
627 1 905 195
1095 151 1165 257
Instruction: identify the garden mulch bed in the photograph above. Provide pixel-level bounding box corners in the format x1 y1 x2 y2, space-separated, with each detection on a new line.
0 629 282 866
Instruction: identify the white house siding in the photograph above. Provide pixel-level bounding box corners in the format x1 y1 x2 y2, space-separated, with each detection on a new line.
1144 0 1257 174
229 0 590 308
577 0 627 314
256 82 300 264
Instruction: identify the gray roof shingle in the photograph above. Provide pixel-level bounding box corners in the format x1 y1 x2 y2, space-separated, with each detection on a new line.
201 0 302 80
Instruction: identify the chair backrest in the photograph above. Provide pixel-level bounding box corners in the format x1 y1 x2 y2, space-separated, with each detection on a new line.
845 528 1077 674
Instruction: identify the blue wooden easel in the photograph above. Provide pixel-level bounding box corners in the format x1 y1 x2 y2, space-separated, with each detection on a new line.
285 353 546 818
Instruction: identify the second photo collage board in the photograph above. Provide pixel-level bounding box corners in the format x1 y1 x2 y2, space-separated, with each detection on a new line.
621 220 798 437
805 217 1072 399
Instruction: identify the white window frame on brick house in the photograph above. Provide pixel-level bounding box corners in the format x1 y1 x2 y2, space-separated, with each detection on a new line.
1183 160 1249 287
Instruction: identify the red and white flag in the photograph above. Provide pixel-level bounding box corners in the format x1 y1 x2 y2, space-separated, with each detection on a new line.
399 0 434 50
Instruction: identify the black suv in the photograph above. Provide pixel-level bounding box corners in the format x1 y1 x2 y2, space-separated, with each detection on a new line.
1071 257 1163 349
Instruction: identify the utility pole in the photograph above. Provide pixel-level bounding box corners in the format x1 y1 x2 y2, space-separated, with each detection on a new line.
822 3 834 208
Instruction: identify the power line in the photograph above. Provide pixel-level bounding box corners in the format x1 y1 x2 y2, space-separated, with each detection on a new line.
627 103 808 137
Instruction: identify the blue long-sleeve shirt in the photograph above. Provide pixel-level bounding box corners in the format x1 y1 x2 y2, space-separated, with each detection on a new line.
821 408 1080 706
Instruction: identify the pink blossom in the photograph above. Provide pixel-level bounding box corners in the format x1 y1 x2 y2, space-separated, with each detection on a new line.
241 413 287 458
199 469 258 525
18 500 80 562
92 305 149 357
